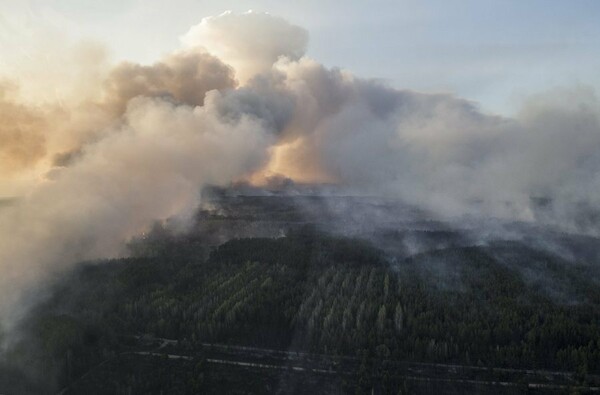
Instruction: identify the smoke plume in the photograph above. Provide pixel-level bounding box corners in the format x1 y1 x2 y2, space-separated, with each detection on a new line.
1 10 600 334
0 83 47 175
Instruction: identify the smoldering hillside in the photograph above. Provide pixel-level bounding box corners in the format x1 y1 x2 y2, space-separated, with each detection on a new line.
187 183 600 302
4 183 600 394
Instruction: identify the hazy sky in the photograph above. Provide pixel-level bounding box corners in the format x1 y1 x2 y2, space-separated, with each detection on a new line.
0 0 599 115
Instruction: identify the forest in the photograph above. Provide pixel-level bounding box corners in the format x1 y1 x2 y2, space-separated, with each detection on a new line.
2 194 600 394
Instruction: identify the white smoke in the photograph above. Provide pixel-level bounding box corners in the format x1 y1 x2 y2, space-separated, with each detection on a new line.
261 59 600 228
0 10 599 334
181 10 308 84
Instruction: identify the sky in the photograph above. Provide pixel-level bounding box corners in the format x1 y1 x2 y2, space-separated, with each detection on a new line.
0 0 599 115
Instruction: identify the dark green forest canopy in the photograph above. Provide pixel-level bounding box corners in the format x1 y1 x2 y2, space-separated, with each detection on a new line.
3 194 600 394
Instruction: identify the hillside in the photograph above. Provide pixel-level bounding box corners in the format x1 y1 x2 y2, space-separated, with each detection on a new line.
2 190 600 394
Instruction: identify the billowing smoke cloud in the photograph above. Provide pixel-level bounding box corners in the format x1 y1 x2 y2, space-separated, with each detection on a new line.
181 11 308 83
0 83 47 174
102 50 237 114
0 11 302 328
0 10 599 336
0 93 275 325
0 39 238 195
260 59 600 229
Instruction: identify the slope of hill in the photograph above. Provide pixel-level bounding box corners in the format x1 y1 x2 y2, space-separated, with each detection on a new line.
2 188 600 394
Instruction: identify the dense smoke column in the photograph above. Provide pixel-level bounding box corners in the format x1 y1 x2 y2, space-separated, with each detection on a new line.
1 10 600 339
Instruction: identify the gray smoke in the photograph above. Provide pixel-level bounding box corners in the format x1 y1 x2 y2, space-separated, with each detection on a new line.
0 10 599 339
